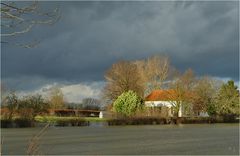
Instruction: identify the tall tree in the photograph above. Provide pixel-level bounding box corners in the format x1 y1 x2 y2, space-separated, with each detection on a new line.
191 76 220 115
168 68 196 117
134 55 171 95
2 92 19 120
0 83 9 105
49 87 65 109
104 60 145 102
214 80 239 116
81 98 101 110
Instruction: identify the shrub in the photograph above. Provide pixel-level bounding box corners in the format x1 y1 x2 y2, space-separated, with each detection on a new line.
113 90 144 117
18 94 50 121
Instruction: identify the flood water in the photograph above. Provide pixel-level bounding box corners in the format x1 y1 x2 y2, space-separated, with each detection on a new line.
1 123 239 155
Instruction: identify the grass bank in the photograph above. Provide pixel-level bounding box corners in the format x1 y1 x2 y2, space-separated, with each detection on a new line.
1 116 107 128
35 116 108 123
2 115 238 128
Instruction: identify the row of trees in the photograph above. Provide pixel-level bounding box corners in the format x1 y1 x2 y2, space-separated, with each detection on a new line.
104 55 239 118
1 86 64 120
1 85 104 120
2 93 49 120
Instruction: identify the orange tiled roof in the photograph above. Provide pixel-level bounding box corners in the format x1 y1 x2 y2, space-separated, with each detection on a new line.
145 89 177 101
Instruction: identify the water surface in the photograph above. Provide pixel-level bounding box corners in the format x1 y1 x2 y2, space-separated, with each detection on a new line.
1 124 239 155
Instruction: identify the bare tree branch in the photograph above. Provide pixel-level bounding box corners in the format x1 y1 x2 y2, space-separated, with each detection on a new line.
1 1 60 48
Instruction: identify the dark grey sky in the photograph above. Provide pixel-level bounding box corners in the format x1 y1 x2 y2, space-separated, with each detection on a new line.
1 1 239 102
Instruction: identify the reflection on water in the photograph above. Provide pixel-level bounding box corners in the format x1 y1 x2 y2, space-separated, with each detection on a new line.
89 121 108 127
1 123 239 155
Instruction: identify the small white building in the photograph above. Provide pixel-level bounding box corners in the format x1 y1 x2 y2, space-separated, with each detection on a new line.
145 90 209 117
145 90 180 117
145 100 183 117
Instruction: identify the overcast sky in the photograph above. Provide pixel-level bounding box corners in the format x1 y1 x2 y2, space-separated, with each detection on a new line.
1 1 239 103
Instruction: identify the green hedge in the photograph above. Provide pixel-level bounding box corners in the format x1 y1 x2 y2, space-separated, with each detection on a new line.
107 116 239 126
108 117 168 125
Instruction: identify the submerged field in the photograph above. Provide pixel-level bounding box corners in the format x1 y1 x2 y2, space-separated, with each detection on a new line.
1 123 239 155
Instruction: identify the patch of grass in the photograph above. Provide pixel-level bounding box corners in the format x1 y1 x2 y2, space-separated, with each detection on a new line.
35 116 107 123
35 116 80 123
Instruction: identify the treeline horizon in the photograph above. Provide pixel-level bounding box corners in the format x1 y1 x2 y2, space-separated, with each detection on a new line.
1 54 239 119
103 55 239 118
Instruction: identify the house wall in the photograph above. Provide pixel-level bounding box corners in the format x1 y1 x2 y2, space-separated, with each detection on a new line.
145 101 172 108
199 112 209 117
145 101 183 117
145 101 209 118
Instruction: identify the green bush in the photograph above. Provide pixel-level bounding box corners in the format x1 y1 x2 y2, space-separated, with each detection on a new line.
113 90 144 117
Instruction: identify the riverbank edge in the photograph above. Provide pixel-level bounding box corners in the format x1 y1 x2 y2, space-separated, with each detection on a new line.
1 116 239 128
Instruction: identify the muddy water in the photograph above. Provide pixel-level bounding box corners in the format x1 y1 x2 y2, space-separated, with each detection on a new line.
1 123 239 155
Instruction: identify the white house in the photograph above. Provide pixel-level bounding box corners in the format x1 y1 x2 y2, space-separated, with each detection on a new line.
145 90 183 117
145 90 209 117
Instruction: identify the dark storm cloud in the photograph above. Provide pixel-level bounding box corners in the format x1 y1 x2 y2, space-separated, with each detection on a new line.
1 1 239 91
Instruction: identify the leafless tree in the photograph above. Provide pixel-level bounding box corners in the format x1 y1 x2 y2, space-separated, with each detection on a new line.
0 83 8 105
191 76 219 114
81 98 101 110
104 60 145 102
134 55 171 95
1 1 60 48
168 68 196 117
48 87 65 109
